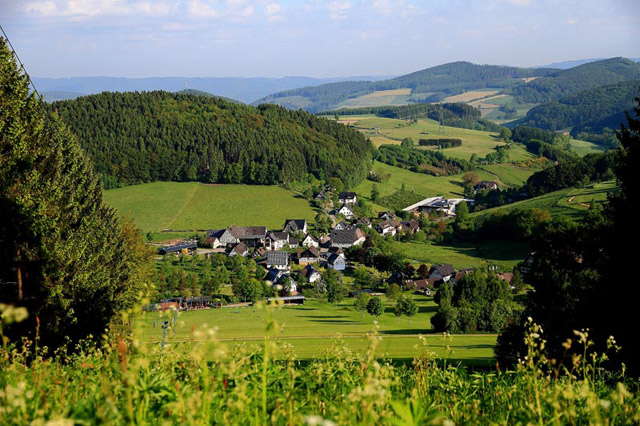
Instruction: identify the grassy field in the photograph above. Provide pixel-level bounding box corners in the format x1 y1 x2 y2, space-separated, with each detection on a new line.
393 239 529 270
569 138 606 156
335 89 412 109
139 297 496 363
104 182 317 232
443 89 500 103
472 181 618 221
353 161 535 211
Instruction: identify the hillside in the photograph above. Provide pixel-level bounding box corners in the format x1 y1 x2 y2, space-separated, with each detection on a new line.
254 61 555 113
103 182 317 232
51 91 374 189
517 80 640 135
510 57 640 103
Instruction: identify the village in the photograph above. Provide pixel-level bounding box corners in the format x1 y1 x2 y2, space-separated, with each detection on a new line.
152 188 517 310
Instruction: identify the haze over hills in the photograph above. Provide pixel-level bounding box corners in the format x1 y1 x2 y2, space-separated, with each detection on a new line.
534 57 640 70
33 75 393 104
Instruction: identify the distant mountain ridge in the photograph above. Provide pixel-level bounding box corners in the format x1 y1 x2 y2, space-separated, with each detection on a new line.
253 61 556 113
534 57 640 70
33 75 393 104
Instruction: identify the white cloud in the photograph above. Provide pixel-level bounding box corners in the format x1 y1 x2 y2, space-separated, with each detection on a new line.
23 0 173 17
327 1 351 20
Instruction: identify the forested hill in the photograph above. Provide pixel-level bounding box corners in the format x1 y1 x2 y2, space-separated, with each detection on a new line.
51 91 374 189
517 80 640 135
252 62 555 112
510 58 640 103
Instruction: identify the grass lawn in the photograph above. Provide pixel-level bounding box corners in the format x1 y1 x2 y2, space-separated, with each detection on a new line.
569 138 606 156
393 240 529 270
349 115 504 161
479 163 537 187
472 181 618 221
138 297 496 364
104 182 317 232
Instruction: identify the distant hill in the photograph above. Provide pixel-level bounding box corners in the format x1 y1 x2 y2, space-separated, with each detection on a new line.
533 57 640 70
50 91 373 189
253 61 555 113
510 58 640 103
516 80 640 136
32 75 392 104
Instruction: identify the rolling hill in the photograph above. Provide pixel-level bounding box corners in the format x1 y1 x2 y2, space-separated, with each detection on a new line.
253 62 556 113
51 91 374 189
509 57 640 103
516 80 640 135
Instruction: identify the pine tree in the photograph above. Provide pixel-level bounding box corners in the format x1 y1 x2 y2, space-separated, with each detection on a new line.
0 38 152 349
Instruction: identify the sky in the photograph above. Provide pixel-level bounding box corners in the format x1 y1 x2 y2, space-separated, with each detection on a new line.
1 0 639 78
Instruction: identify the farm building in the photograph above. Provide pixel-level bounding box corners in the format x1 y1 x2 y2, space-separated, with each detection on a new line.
266 250 289 270
338 192 357 205
158 241 197 255
330 227 366 248
283 219 308 235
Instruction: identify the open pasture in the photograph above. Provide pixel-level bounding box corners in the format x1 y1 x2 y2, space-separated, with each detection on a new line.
139 297 496 363
104 182 317 232
442 90 500 103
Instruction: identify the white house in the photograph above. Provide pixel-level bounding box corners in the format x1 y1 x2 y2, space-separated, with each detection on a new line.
327 253 346 271
301 234 319 248
336 205 355 219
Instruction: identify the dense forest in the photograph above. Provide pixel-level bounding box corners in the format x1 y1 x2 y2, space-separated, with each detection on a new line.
510 57 640 103
518 80 639 140
325 103 502 132
254 62 555 112
50 91 374 189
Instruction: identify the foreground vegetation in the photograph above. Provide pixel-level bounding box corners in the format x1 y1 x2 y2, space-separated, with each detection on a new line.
1 306 638 424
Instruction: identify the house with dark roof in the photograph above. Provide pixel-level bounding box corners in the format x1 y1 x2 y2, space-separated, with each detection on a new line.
429 264 456 282
204 229 225 249
330 227 366 248
474 181 498 192
266 231 289 250
266 250 289 270
300 265 322 283
283 219 308 235
338 192 357 205
376 219 400 236
400 220 420 234
333 220 353 230
378 211 396 221
357 217 372 228
298 247 321 265
252 247 267 259
315 191 329 201
228 242 249 257
327 253 346 271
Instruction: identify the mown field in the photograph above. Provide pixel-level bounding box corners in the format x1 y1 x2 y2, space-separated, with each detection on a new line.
472 180 618 220
393 239 529 270
104 182 317 233
139 297 496 364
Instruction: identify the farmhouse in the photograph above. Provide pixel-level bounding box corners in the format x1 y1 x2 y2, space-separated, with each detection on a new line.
429 264 456 282
357 217 372 228
283 219 308 235
338 192 357 205
228 242 249 257
204 229 225 249
298 247 321 265
266 250 289 270
333 220 353 230
220 226 268 247
266 231 289 250
330 227 366 248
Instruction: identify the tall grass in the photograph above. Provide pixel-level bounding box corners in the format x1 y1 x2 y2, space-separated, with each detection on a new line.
1 304 638 424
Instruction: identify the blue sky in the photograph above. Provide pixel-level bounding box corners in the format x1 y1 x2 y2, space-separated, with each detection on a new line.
1 0 639 78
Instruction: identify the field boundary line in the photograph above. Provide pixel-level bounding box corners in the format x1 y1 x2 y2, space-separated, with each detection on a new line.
163 183 199 229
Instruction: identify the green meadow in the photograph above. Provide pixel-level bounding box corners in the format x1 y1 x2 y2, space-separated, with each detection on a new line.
104 182 317 232
139 297 496 364
471 180 618 220
393 239 530 270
